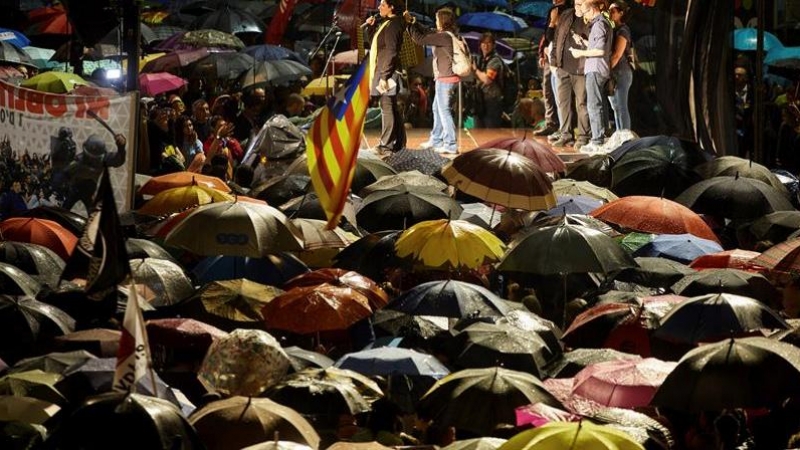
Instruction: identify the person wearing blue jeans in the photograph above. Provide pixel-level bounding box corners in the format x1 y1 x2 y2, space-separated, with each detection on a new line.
405 8 461 154
607 1 634 131
569 0 613 153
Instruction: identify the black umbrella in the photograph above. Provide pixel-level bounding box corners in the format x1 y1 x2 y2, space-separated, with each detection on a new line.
650 337 800 411
610 144 701 199
265 367 382 417
675 175 795 220
0 295 74 364
287 155 398 197
129 258 195 308
149 25 187 43
565 154 613 188
749 211 800 244
0 41 33 66
15 206 86 236
251 174 311 206
190 4 265 35
125 238 176 263
280 192 359 223
356 186 462 233
0 242 64 289
615 257 695 289
332 231 404 282
670 268 781 305
543 348 642 378
283 346 334 372
448 321 561 377
387 279 511 319
417 367 562 435
9 350 97 375
383 148 450 175
45 392 204 450
238 60 312 88
373 309 453 340
653 293 789 345
187 51 256 80
695 156 786 192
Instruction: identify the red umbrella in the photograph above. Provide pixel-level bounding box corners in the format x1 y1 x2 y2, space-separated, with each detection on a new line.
571 357 677 408
138 171 229 196
690 249 765 272
283 268 389 309
562 295 686 357
139 72 187 96
751 237 800 274
0 217 77 260
477 136 567 173
591 195 719 242
262 284 373 334
25 4 73 35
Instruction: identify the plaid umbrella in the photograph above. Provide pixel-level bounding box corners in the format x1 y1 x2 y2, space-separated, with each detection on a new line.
384 148 450 175
751 237 800 274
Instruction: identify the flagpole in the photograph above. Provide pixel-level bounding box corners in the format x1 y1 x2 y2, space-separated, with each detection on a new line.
130 277 160 398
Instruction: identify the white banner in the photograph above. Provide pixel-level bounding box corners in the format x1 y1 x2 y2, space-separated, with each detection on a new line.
0 80 136 214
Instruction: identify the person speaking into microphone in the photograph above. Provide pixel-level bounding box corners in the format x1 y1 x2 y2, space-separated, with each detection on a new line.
364 0 406 156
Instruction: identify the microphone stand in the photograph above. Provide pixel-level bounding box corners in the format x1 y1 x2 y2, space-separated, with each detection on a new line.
320 31 343 100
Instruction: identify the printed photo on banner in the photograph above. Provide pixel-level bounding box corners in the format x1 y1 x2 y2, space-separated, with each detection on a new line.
0 79 137 216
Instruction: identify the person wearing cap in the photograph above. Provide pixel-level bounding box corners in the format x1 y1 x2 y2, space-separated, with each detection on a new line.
608 1 634 132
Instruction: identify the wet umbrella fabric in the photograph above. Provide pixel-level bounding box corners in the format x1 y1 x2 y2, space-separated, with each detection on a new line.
615 257 696 289
192 253 309 285
544 195 603 216
359 170 448 197
9 350 97 375
284 346 335 372
187 51 256 80
283 268 389 310
0 217 77 260
0 296 74 364
357 187 463 233
670 269 780 304
498 420 645 450
129 258 195 307
571 358 677 409
544 348 643 379
650 337 800 411
238 60 312 88
394 219 507 271
335 347 450 378
190 5 265 35
633 233 723 264
265 367 382 416
15 206 86 236
675 175 795 220
333 231 403 282
653 293 789 345
0 262 43 296
138 171 229 195
384 148 450 175
387 279 511 319
477 138 566 173
125 238 177 263
689 249 764 272
751 237 800 273
695 156 786 191
262 284 373 334
552 179 619 203
251 174 311 205
749 211 800 243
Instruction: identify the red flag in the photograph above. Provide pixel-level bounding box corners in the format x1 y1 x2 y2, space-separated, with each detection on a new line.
113 284 152 392
306 60 370 229
265 0 299 44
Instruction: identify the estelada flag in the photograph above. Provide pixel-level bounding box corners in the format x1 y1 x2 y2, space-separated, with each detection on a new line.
306 59 370 229
112 282 151 392
265 0 298 44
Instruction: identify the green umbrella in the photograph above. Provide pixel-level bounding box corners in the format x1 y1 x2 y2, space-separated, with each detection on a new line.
616 232 656 254
0 370 65 405
20 71 88 93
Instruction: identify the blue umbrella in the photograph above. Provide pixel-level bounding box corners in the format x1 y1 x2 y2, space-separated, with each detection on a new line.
472 0 509 8
387 280 512 319
733 28 783 52
514 1 552 18
335 347 450 378
458 12 527 33
544 195 604 216
0 28 30 48
633 233 723 264
242 44 308 66
192 253 309 285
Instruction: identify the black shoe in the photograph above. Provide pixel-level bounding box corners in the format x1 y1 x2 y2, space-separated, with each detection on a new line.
551 135 575 147
534 125 557 136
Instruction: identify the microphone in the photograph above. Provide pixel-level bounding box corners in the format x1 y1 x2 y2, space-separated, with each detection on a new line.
360 14 380 29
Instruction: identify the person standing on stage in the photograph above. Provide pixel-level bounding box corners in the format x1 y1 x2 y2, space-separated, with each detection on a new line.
404 7 460 154
473 32 505 128
364 0 407 155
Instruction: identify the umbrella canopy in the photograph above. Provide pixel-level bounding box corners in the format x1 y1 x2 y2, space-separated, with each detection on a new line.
477 138 566 173
335 347 450 378
333 231 404 282
187 51 256 80
0 395 59 425
749 211 800 244
25 4 73 36
0 41 33 66
498 420 645 450
615 257 696 289
695 156 786 191
192 253 309 285
670 268 780 304
198 329 290 396
0 369 65 405
591 196 719 242
449 321 561 377
51 328 121 358
544 348 643 379
394 219 507 271
387 279 511 319
418 367 561 435
177 28 245 50
251 174 311 205
146 317 228 367
443 438 507 450
552 179 619 203
238 59 312 88
125 238 176 263
45 392 204 450
186 278 284 326
458 11 527 32
284 346 335 372
571 358 677 408
129 258 194 307
138 183 234 216
0 262 41 297
287 155 398 196
733 27 783 51
15 206 86 236
0 296 74 364
384 148 450 175
283 268 388 310
751 237 800 274
265 367 382 416
138 72 187 96
139 171 229 195
243 44 306 64
290 218 358 251
653 293 789 345
357 186 463 233
262 284 373 334
0 28 30 48
189 396 320 450
675 175 795 220
566 154 614 188
359 170 448 197
633 233 723 264
442 149 556 211
165 201 304 257
373 309 453 339
544 195 604 217
190 5 265 35
651 337 800 411
140 48 212 74
10 350 96 375
0 217 77 261
689 249 764 272
610 145 700 199
301 74 349 97
20 71 87 93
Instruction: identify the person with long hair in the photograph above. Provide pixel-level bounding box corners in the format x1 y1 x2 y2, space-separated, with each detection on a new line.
608 1 634 132
404 7 461 154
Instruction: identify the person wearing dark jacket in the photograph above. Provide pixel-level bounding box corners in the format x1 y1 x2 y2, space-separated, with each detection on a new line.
364 0 407 155
404 7 460 154
0 180 27 220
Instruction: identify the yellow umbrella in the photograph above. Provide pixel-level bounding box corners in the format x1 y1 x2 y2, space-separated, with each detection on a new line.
498 421 644 450
139 52 166 72
138 183 234 216
20 71 89 94
302 74 349 97
395 219 506 270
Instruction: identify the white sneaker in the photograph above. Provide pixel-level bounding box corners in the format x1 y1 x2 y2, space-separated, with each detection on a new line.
579 143 607 155
435 146 458 155
419 141 438 150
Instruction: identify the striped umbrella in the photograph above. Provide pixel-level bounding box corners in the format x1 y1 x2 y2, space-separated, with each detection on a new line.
751 237 800 274
442 148 556 211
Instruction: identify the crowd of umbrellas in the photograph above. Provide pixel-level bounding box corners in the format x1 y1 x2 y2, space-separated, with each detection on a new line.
2 129 800 449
